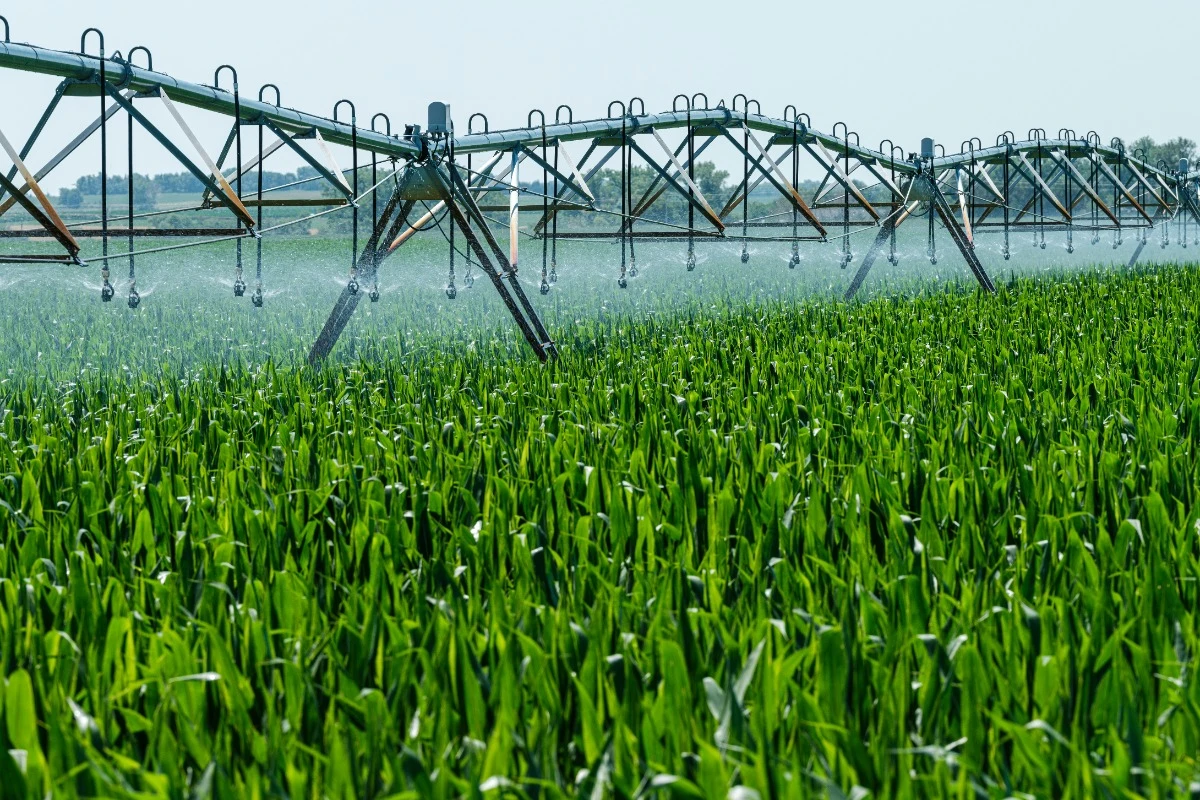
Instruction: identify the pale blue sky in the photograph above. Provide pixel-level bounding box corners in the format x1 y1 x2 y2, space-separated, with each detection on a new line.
2 0 1197 186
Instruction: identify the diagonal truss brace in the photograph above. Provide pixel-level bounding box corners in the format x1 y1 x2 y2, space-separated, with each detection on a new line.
0 90 126 218
106 86 257 230
626 137 724 231
1010 151 1070 220
262 118 355 203
1087 152 1152 224
515 143 594 205
803 139 879 222
1047 150 1120 226
718 124 829 236
0 124 81 260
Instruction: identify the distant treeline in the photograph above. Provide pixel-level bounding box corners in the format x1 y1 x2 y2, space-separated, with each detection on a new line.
58 167 324 208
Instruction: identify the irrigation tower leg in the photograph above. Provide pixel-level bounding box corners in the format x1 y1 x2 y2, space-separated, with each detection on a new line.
929 177 996 292
1127 238 1147 268
844 216 897 300
308 191 414 363
434 162 556 360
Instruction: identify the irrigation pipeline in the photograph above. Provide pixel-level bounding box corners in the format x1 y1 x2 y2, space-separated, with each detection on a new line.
1 27 1199 361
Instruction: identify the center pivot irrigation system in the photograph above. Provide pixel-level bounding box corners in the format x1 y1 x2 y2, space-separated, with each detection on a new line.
2 21 1199 364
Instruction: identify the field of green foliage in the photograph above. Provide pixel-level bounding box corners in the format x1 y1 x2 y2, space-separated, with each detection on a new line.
1 235 1200 797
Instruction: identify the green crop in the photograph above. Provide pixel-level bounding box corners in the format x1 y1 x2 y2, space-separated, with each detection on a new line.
1 241 1200 797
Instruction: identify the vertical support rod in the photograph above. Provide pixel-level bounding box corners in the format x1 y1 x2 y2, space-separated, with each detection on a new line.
540 124 548 292
234 88 242 284
350 122 358 281
100 48 108 263
619 118 627 287
1002 142 1011 259
127 97 134 280
509 148 519 268
688 107 695 266
255 116 264 304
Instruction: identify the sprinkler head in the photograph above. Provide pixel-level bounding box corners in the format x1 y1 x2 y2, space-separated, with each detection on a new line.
127 289 140 310
445 283 457 300
930 255 938 265
628 261 638 278
539 279 550 295
1039 241 1046 250
549 260 558 284
233 278 246 297
1067 244 1074 254
101 283 114 302
740 247 749 264
617 275 627 289
686 249 696 272
1003 248 1011 261
252 285 263 307
369 287 380 302
348 278 359 294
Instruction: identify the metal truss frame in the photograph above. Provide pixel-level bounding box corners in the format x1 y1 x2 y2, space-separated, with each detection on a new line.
2 30 1197 359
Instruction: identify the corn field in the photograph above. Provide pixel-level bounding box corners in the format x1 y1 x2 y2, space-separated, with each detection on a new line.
2 248 1200 797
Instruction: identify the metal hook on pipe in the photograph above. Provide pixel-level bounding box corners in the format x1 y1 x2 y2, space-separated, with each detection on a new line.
1 16 11 43
127 45 152 71
80 27 104 56
468 112 488 134
691 93 708 110
214 64 238 92
555 104 573 124
673 94 690 112
628 97 645 116
527 108 545 129
371 112 391 135
607 100 626 119
258 83 281 106
333 98 356 124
